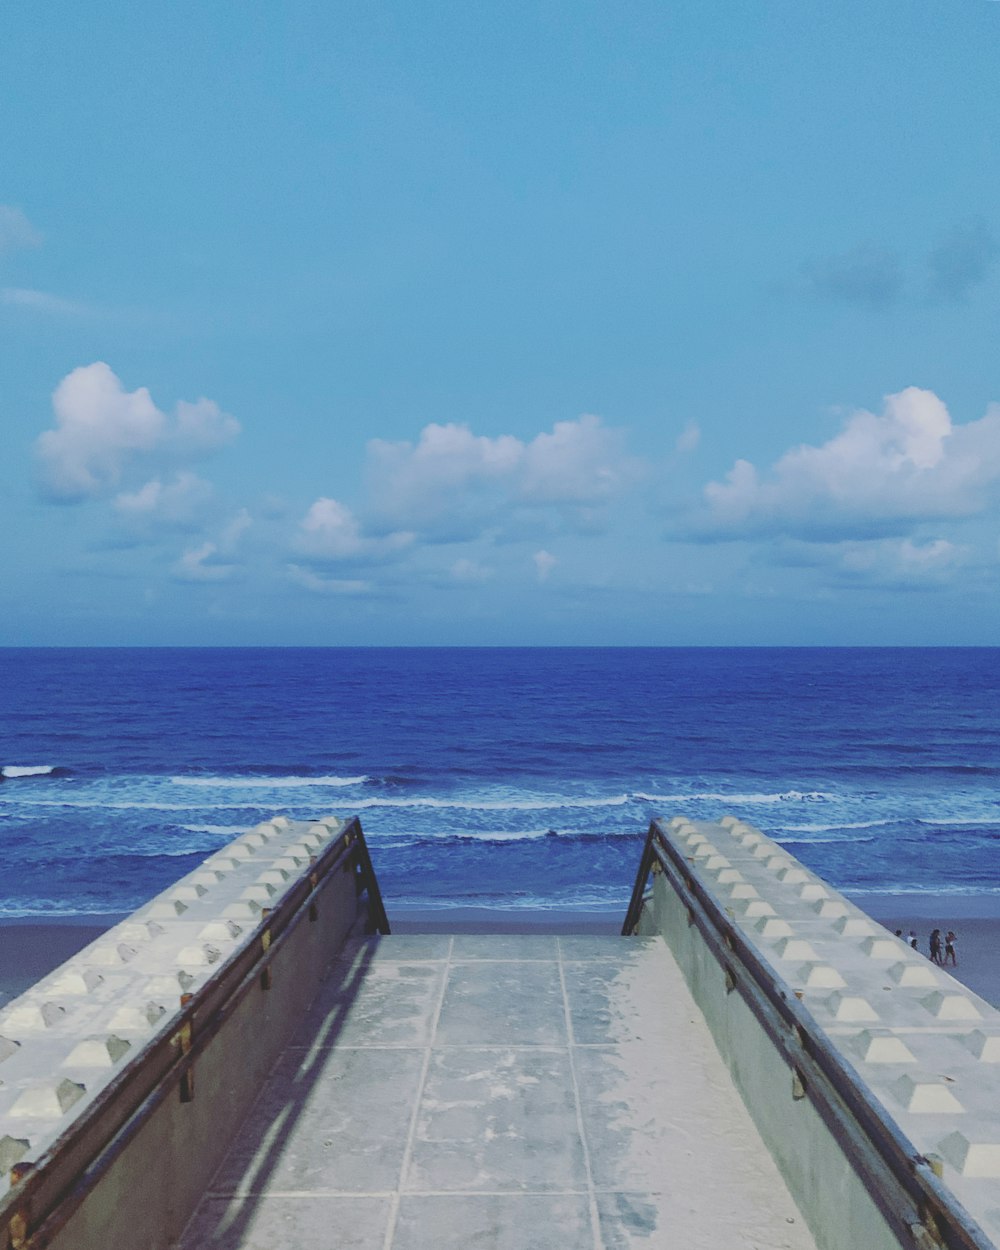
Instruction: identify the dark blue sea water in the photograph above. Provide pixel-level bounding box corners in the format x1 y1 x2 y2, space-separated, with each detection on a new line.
1 648 999 918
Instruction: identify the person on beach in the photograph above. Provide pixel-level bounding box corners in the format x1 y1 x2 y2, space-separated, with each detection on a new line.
929 929 942 964
945 930 957 965
908 930 918 950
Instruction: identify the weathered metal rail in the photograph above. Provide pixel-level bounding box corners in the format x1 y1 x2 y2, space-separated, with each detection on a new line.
625 819 995 1250
0 817 388 1250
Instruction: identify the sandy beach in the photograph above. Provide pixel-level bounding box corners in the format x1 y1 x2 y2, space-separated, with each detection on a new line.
1 894 996 1010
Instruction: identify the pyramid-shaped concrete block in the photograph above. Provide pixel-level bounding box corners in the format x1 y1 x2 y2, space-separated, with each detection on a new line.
9 1079 86 1120
939 1131 1000 1177
0 1135 30 1176
824 993 880 1022
47 968 104 996
860 936 902 960
108 1002 167 1033
850 1031 916 1065
833 916 875 937
812 899 848 918
962 1031 1000 1062
798 883 828 901
198 920 243 943
773 938 818 962
921 992 981 1022
63 1035 131 1068
754 917 794 938
888 961 938 988
794 963 847 990
4 1001 69 1031
890 1074 964 1114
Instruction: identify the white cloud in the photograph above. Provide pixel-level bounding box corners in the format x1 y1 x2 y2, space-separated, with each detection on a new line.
366 414 632 539
839 537 961 579
2 287 88 316
114 472 214 528
219 508 252 550
287 565 373 596
675 422 701 454
450 557 492 583
0 205 42 252
688 387 1000 542
35 362 240 501
295 497 414 562
533 549 557 582
172 542 236 582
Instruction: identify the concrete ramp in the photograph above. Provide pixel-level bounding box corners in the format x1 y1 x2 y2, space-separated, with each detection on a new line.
180 933 817 1249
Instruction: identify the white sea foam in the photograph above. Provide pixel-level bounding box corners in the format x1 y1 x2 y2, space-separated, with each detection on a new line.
2 765 57 778
10 798 270 812
774 834 877 846
778 819 894 833
179 824 252 836
170 774 368 788
351 793 631 812
916 816 1000 827
846 884 1000 897
633 790 836 805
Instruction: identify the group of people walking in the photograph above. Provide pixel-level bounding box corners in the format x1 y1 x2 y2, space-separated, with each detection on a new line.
898 927 957 965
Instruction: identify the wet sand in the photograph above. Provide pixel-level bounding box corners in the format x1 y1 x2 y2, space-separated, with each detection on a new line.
849 892 1000 1008
0 896 996 1009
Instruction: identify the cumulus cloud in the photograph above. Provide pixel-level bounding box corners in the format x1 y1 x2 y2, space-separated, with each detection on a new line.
35 362 240 501
675 422 701 454
927 220 997 303
533 549 557 582
294 497 414 563
287 565 373 596
0 205 42 252
805 244 903 307
114 472 214 528
172 542 237 582
451 557 492 583
685 387 1000 543
366 414 632 539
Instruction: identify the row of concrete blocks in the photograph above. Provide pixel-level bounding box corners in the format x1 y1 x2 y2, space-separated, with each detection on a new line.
663 815 1000 1225
0 815 345 1189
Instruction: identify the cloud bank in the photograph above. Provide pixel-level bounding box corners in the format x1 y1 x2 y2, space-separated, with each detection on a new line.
35 362 240 502
685 387 1000 543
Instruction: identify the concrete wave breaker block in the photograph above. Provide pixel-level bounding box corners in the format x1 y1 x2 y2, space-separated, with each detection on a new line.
0 816 346 1191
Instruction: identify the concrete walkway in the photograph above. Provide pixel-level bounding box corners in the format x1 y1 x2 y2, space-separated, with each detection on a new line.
180 934 819 1249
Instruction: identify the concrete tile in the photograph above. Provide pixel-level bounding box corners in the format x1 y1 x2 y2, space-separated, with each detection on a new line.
573 1043 739 1192
596 1193 670 1249
335 934 452 963
210 1046 424 1194
292 960 446 1048
576 1047 817 1246
451 934 558 961
406 1047 586 1192
559 935 663 962
392 1193 593 1249
436 962 566 1046
562 957 675 1045
180 1195 389 1249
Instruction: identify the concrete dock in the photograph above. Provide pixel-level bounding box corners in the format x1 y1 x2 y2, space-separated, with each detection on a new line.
180 932 816 1249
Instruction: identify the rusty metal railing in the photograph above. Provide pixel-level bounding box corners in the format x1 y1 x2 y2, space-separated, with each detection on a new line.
624 819 995 1250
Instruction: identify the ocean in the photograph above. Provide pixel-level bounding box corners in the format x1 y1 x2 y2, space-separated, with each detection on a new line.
1 647 998 919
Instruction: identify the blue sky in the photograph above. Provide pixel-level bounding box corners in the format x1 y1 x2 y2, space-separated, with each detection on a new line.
4 1 1000 645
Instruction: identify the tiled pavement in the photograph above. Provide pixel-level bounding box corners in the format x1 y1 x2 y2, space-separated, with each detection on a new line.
180 934 818 1249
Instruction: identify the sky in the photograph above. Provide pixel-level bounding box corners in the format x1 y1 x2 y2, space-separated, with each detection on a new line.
3 1 1000 646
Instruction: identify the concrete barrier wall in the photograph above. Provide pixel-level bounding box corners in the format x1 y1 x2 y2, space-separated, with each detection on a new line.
0 816 373 1250
637 817 1000 1250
